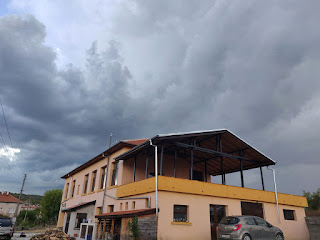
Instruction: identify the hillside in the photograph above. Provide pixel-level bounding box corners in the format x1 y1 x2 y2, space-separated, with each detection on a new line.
10 192 43 205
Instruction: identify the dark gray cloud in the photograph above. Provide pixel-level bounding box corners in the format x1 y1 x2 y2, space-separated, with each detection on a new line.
1 0 320 195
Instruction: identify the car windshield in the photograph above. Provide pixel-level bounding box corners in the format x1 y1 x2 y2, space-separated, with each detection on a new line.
0 218 12 227
220 217 240 225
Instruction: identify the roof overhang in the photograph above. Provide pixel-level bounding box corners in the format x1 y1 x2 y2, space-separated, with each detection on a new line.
115 129 276 176
95 208 156 219
62 200 96 212
61 140 147 179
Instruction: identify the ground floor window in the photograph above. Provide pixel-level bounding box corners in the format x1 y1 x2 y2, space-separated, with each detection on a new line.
173 205 188 222
241 201 264 218
283 209 295 220
75 213 87 229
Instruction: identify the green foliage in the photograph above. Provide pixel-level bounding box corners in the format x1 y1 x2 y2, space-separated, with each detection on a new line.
16 210 38 227
10 193 43 205
40 189 62 224
127 217 140 240
304 189 320 210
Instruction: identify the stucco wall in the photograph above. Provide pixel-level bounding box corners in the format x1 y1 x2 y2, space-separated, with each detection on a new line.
157 191 309 240
0 202 21 217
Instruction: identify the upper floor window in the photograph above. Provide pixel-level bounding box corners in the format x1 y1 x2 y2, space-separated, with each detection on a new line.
111 162 119 186
64 183 69 199
83 174 89 194
173 205 188 222
100 166 107 189
71 180 76 197
91 170 97 192
283 209 295 220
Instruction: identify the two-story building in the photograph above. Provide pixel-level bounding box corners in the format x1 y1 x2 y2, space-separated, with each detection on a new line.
57 130 309 240
0 192 22 218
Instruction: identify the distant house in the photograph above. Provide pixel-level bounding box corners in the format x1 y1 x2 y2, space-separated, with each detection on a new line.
0 192 23 217
57 130 310 240
21 204 39 211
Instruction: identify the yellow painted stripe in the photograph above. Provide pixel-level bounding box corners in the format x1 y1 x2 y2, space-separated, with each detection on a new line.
116 176 308 208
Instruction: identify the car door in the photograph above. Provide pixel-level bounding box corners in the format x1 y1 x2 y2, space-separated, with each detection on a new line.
254 217 274 240
244 217 261 239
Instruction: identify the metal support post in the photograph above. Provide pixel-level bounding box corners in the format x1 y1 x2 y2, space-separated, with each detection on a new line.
260 166 265 190
145 149 149 179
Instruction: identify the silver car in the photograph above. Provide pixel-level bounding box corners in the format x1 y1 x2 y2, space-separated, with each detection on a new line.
0 218 13 240
217 216 284 240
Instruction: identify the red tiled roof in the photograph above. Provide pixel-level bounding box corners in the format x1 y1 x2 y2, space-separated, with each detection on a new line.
0 193 22 203
123 139 148 146
95 208 156 219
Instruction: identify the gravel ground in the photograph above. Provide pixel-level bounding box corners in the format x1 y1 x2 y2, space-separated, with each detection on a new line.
12 232 38 240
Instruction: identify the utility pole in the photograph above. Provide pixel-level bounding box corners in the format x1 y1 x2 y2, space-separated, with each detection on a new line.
14 174 27 224
23 198 30 222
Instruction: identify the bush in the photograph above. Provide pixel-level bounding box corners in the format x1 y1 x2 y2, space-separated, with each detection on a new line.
127 217 140 240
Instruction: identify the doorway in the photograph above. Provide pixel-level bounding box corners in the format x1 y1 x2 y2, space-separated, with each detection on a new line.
210 205 226 240
113 219 122 240
64 213 71 234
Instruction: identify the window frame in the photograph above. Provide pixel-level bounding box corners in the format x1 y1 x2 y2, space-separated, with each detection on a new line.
111 161 119 186
75 213 87 229
91 170 97 192
83 174 89 194
173 205 188 222
283 209 296 221
100 166 107 189
71 180 76 197
64 183 69 200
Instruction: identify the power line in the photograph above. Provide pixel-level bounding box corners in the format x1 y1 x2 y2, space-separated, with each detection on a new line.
0 96 25 174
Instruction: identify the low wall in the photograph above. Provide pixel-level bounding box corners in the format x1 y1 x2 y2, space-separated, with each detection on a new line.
306 216 320 240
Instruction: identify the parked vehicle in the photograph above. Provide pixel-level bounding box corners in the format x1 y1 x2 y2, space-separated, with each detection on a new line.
217 216 284 240
0 218 13 240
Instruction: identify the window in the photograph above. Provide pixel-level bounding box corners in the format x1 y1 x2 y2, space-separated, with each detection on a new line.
8 208 14 213
111 162 119 186
173 205 188 222
244 218 256 225
255 217 268 227
83 174 89 194
283 209 295 220
75 213 87 229
71 180 76 197
100 166 107 189
108 205 114 213
77 185 80 195
64 183 69 199
120 203 123 210
125 202 128 210
145 199 149 208
91 170 97 192
132 201 136 209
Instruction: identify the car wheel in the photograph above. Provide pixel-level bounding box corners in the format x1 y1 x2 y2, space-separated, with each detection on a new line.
242 234 252 240
276 233 284 240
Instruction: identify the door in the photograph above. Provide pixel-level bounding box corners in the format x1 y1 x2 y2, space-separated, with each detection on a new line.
210 205 226 240
64 213 71 234
113 219 122 240
254 218 274 240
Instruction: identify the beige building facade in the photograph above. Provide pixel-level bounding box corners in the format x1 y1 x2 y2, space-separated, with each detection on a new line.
57 130 309 240
0 192 22 218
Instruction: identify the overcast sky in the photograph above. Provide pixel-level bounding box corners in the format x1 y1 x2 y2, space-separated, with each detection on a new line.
0 0 319 196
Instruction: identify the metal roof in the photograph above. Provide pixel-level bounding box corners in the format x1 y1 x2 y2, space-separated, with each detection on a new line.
115 129 276 176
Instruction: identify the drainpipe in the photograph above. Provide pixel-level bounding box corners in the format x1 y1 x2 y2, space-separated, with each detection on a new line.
267 167 281 224
149 140 158 216
104 194 151 208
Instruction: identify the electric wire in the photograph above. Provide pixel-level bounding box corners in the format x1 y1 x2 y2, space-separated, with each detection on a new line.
0 97 25 174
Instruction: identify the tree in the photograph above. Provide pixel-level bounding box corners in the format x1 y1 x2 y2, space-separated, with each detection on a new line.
40 189 62 224
303 189 320 210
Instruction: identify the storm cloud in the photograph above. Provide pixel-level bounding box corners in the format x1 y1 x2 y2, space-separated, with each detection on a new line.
0 0 320 195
